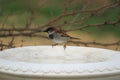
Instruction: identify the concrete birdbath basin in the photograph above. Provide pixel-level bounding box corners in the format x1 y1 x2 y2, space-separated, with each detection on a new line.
0 46 120 80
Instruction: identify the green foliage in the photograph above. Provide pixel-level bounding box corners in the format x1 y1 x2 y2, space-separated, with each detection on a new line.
0 0 120 37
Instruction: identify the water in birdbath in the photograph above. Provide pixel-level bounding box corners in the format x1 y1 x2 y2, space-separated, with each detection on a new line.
0 46 117 64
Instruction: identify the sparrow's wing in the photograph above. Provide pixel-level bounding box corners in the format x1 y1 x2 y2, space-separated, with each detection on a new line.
56 31 70 37
56 31 80 40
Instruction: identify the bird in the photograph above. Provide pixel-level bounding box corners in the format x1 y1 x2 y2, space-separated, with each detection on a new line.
44 27 80 49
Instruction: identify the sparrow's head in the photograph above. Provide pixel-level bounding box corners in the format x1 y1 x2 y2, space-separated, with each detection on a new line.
44 27 55 33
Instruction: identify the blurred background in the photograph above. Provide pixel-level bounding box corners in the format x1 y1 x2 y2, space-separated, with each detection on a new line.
0 0 120 50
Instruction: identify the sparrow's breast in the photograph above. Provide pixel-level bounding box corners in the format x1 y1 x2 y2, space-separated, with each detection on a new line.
49 34 54 39
53 36 70 44
49 33 70 44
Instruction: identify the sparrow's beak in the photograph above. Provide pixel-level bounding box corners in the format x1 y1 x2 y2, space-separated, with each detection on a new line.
43 29 47 32
43 28 48 32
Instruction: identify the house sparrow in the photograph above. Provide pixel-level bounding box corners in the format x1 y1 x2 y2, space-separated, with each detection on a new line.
44 27 80 49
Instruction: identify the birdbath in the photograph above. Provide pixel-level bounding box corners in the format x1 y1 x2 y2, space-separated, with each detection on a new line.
0 46 120 80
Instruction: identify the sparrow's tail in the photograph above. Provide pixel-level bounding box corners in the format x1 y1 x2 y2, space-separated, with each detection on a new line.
70 37 80 40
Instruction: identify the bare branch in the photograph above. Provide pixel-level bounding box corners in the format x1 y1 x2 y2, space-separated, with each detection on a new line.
69 40 120 47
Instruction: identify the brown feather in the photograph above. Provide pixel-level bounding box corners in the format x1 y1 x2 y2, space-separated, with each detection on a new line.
56 30 80 40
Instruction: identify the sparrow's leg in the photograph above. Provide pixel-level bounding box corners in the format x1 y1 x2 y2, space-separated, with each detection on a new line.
52 43 58 47
64 43 67 50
